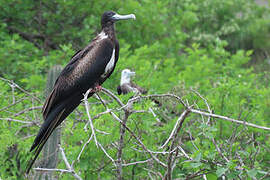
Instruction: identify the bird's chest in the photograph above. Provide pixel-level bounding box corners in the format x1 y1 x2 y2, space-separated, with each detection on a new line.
101 48 115 78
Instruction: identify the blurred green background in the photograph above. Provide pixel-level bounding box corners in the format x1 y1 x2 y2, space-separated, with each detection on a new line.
0 0 269 179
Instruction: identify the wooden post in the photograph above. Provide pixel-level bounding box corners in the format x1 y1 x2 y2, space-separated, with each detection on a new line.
36 65 62 180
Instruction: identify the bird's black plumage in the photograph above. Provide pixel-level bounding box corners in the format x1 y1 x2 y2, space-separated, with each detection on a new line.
26 11 135 173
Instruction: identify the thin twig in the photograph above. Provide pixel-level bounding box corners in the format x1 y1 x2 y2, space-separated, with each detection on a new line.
9 82 16 104
0 97 27 112
190 88 212 124
122 159 152 167
160 109 191 149
143 168 163 179
190 109 270 131
83 89 98 148
59 145 82 180
101 88 125 107
59 145 72 170
192 89 230 163
119 94 186 110
187 130 198 150
211 139 229 163
149 107 161 123
109 111 167 168
13 106 42 117
117 111 130 179
72 134 94 168
33 168 71 173
97 142 117 167
83 109 112 131
0 117 34 124
0 77 42 103
164 108 191 180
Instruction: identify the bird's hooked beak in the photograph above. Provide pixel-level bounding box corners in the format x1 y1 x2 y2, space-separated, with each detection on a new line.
112 13 136 21
128 71 136 77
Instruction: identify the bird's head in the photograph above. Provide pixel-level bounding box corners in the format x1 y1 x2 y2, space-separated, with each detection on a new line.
101 11 136 28
120 69 136 85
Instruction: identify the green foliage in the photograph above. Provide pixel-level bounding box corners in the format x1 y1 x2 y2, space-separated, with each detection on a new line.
0 0 269 179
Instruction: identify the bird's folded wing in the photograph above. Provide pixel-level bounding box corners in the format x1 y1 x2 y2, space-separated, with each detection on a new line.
42 39 114 120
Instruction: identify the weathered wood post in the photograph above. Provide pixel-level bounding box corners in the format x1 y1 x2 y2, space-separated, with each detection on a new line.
36 65 62 180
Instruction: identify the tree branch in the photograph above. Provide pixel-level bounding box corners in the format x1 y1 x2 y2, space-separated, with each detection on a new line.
190 109 270 131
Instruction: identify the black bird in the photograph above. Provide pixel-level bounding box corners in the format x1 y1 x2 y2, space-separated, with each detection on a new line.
117 69 147 95
26 11 136 173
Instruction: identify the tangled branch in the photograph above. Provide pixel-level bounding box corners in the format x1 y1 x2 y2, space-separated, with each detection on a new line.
1 77 269 179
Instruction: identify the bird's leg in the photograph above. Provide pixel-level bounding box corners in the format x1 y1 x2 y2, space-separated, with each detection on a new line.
95 85 102 91
90 83 102 93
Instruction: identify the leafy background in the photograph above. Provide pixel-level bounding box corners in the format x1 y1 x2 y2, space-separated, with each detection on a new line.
0 0 269 179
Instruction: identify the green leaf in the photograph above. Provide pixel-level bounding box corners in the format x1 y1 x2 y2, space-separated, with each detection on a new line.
194 152 202 162
190 162 202 168
206 173 218 180
216 167 228 177
247 169 258 178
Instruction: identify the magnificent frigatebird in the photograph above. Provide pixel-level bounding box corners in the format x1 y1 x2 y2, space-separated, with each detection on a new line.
117 69 164 110
117 69 147 95
26 11 135 173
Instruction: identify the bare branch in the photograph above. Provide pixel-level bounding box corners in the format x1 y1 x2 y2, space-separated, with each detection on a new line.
83 89 98 148
33 168 71 173
13 106 42 117
164 108 191 180
149 107 161 123
0 97 27 112
97 142 117 167
117 111 129 179
191 89 230 164
101 88 125 107
211 138 229 163
9 82 16 103
0 117 35 124
122 159 152 167
160 109 191 149
83 109 112 132
72 134 94 168
59 145 82 180
190 88 212 124
143 168 163 179
187 130 198 150
119 94 186 110
190 109 270 131
178 146 192 160
108 111 167 168
0 77 42 103
59 145 71 170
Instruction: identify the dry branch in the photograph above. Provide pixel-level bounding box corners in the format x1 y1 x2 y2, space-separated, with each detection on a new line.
0 117 35 124
83 89 98 148
109 109 167 168
13 106 42 117
0 77 41 103
116 111 129 179
190 109 270 131
164 108 191 180
2 75 268 179
59 145 82 180
160 109 190 149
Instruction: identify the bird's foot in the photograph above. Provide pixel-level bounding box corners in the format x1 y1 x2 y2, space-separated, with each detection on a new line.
90 85 102 93
95 85 102 92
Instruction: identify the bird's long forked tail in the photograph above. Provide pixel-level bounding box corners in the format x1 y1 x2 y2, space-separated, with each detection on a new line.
26 107 65 174
26 91 93 174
